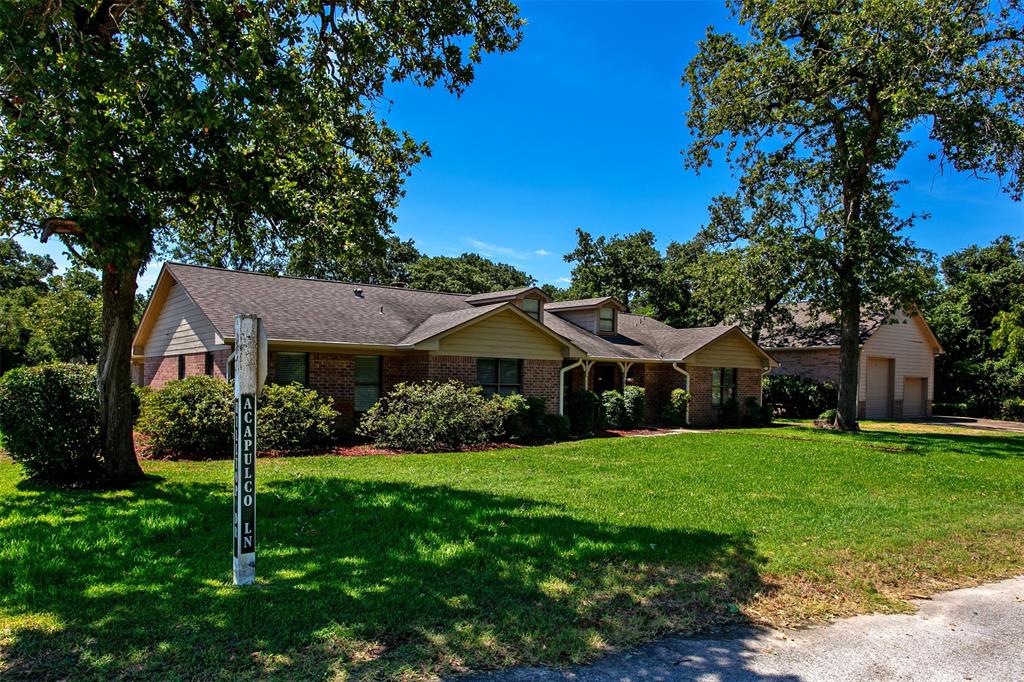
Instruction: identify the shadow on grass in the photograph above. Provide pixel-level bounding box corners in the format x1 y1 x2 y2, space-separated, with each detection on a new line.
0 474 769 680
775 422 1024 459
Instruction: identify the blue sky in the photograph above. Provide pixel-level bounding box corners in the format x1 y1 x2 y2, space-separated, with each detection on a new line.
20 0 1024 290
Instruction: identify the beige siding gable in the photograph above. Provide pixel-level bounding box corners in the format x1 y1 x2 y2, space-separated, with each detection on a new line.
686 330 769 369
144 282 227 357
437 309 567 360
859 310 937 401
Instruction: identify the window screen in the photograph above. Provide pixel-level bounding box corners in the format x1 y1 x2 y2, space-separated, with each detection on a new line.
354 356 382 412
476 358 521 397
599 307 615 332
275 352 308 386
522 298 540 320
712 368 737 406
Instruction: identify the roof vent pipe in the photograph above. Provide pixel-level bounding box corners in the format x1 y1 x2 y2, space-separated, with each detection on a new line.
354 288 364 298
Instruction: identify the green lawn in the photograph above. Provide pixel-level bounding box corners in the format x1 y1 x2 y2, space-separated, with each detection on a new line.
1 424 1023 680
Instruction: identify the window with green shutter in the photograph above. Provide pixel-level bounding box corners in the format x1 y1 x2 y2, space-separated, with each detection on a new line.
354 356 382 412
476 358 521 397
275 352 308 386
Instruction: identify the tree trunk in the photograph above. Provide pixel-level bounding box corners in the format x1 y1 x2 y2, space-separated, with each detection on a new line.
835 281 861 430
97 262 145 484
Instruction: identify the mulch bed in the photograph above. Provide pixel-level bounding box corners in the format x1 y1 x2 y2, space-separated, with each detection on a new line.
596 426 686 438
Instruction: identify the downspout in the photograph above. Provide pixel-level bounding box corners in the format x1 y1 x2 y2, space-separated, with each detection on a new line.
559 359 583 416
671 362 690 426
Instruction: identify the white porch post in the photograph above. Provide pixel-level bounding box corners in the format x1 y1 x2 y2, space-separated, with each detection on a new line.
618 361 634 390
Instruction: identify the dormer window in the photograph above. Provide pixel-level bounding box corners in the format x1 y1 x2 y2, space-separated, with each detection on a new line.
522 297 540 321
599 307 615 333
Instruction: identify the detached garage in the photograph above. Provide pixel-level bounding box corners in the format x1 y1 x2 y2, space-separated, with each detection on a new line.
758 304 944 420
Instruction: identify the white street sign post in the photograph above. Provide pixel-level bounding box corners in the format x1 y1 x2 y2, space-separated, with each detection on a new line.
232 313 267 586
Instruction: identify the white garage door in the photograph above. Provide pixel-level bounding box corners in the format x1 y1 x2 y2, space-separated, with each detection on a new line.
903 378 926 418
865 358 893 419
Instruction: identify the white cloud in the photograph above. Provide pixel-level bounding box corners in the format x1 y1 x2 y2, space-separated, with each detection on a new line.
557 277 571 284
534 249 552 257
463 238 531 261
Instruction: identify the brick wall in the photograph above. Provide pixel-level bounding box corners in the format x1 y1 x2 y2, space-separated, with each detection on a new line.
427 354 477 385
142 349 229 388
308 353 355 420
687 365 764 427
522 359 561 412
769 348 840 384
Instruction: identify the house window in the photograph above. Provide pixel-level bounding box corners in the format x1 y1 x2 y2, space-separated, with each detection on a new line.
712 368 737 406
204 352 215 376
598 307 615 333
275 352 308 386
476 358 521 397
522 297 540 321
354 356 382 412
177 355 186 380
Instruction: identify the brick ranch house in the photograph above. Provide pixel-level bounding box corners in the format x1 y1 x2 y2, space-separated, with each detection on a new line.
131 263 779 427
755 302 944 419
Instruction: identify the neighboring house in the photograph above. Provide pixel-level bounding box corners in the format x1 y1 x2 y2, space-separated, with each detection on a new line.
132 263 778 427
756 302 944 419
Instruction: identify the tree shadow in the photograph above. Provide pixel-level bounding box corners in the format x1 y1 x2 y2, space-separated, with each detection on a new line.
776 422 1024 459
0 474 770 680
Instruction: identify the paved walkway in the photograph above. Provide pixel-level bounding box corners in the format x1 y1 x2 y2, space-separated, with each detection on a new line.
912 416 1024 434
464 576 1024 682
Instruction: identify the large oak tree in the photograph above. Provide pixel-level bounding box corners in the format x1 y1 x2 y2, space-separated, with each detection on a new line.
0 0 523 482
684 0 1023 429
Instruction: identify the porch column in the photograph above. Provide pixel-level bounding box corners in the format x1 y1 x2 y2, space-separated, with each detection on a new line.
617 361 634 390
581 360 595 391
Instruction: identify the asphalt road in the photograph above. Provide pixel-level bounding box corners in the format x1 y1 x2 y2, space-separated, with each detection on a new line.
463 575 1024 682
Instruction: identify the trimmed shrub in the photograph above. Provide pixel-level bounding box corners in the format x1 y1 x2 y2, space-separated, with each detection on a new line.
136 376 233 457
601 390 626 429
567 389 602 436
718 398 741 426
623 386 646 429
741 396 773 426
543 413 571 441
662 388 691 427
1000 397 1024 422
0 363 102 481
932 402 969 416
356 380 506 452
258 383 336 452
817 408 838 425
499 394 568 442
762 375 838 419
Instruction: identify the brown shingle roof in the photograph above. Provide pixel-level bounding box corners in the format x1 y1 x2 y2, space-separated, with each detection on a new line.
151 263 773 364
545 296 626 311
165 262 470 346
756 302 887 348
464 287 550 304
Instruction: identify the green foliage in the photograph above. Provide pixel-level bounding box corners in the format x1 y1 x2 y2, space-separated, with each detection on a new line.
0 363 102 481
357 381 508 452
818 408 839 424
762 375 838 419
257 383 337 452
926 237 1024 417
567 389 603 436
601 390 627 429
932 402 969 417
992 305 1024 365
718 399 741 427
623 386 646 429
406 253 534 294
0 239 55 292
741 396 773 427
684 0 1024 428
136 377 233 458
563 228 663 311
498 394 565 442
1000 398 1024 423
662 388 691 427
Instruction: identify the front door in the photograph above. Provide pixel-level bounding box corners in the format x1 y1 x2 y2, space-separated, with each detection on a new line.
593 364 616 393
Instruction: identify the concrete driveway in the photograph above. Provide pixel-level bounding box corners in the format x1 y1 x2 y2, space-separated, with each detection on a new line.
464 576 1024 682
913 416 1024 434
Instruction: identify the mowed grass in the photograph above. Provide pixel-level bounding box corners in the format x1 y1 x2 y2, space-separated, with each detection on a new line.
1 424 1023 680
